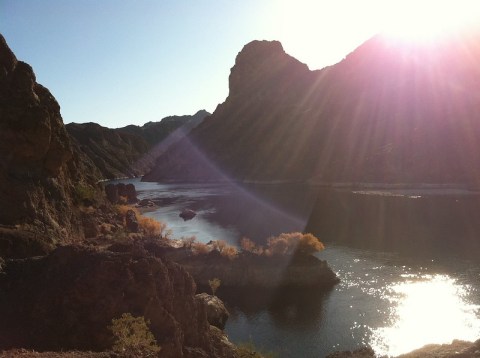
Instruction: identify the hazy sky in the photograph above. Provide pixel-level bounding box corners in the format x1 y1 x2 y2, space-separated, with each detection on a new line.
1 1 478 128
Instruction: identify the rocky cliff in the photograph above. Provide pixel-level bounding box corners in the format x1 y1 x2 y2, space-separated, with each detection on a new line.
67 110 209 179
0 34 103 258
0 245 237 358
143 32 480 185
0 35 240 357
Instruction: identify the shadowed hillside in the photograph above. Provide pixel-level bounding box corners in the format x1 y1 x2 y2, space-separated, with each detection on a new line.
143 32 480 186
67 110 209 179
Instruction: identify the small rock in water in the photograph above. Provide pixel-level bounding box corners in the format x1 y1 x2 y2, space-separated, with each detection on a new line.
180 209 196 221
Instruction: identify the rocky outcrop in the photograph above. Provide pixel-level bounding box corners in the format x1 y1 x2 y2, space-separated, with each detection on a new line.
397 338 480 358
144 32 480 186
104 183 137 204
162 249 339 290
0 245 237 358
180 209 196 221
326 347 375 358
0 34 104 258
195 293 229 330
67 110 210 180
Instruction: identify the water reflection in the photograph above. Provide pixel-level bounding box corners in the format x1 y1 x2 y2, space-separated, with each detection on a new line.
370 274 480 356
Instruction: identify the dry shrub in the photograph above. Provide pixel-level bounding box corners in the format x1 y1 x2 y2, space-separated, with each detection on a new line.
240 237 257 253
138 216 166 237
182 236 196 248
208 278 221 296
192 242 211 255
211 240 228 253
221 245 238 260
266 232 325 257
296 233 325 256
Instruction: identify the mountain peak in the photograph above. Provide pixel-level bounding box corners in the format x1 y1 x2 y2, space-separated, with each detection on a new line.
228 39 310 99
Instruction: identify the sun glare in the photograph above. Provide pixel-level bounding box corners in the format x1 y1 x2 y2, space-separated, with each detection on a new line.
382 0 480 41
371 275 480 356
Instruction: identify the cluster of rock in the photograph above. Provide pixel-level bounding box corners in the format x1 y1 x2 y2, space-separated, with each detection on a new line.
104 182 137 204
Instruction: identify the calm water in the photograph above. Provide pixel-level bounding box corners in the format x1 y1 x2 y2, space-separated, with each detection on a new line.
114 178 480 357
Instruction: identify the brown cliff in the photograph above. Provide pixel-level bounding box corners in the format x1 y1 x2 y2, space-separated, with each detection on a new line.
0 245 237 358
0 34 103 258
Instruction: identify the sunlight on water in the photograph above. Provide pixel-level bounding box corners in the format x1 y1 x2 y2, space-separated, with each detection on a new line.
370 274 480 357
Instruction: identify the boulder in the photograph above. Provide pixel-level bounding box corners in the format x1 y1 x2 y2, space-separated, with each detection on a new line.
137 199 155 207
125 210 139 233
195 293 229 330
125 183 137 203
104 184 118 204
180 209 196 221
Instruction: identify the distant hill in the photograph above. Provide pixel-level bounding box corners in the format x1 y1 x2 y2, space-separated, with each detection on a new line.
143 32 480 186
66 110 210 179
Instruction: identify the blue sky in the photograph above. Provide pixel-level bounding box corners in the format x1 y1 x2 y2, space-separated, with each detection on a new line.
3 1 477 128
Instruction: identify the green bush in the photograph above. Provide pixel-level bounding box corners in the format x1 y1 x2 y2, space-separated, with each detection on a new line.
109 313 161 357
74 183 96 204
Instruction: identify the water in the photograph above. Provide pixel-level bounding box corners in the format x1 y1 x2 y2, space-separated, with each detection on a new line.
114 178 480 357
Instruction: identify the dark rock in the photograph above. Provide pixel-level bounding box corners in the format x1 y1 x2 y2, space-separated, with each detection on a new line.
125 183 137 203
116 183 126 198
0 35 104 258
195 293 229 330
180 209 196 221
326 347 375 358
125 210 139 233
0 245 237 357
167 249 339 290
397 338 480 358
104 184 118 204
137 199 155 207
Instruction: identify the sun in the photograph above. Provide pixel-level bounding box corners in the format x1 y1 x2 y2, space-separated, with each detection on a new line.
382 0 480 41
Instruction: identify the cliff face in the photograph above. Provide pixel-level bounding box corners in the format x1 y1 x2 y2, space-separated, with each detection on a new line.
0 34 102 258
67 110 210 179
144 32 480 185
0 245 237 358
66 122 149 179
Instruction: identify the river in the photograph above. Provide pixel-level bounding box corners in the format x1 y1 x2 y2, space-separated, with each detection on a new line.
112 178 480 357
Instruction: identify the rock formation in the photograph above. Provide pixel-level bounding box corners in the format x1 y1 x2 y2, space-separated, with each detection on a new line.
0 245 237 357
0 34 103 258
159 248 339 290
67 110 210 179
143 32 480 186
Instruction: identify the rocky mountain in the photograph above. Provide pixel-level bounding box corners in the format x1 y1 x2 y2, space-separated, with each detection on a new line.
0 34 104 258
0 34 238 357
143 32 480 186
67 110 209 179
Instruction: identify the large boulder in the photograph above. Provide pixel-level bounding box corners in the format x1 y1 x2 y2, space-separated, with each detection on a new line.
195 293 229 330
